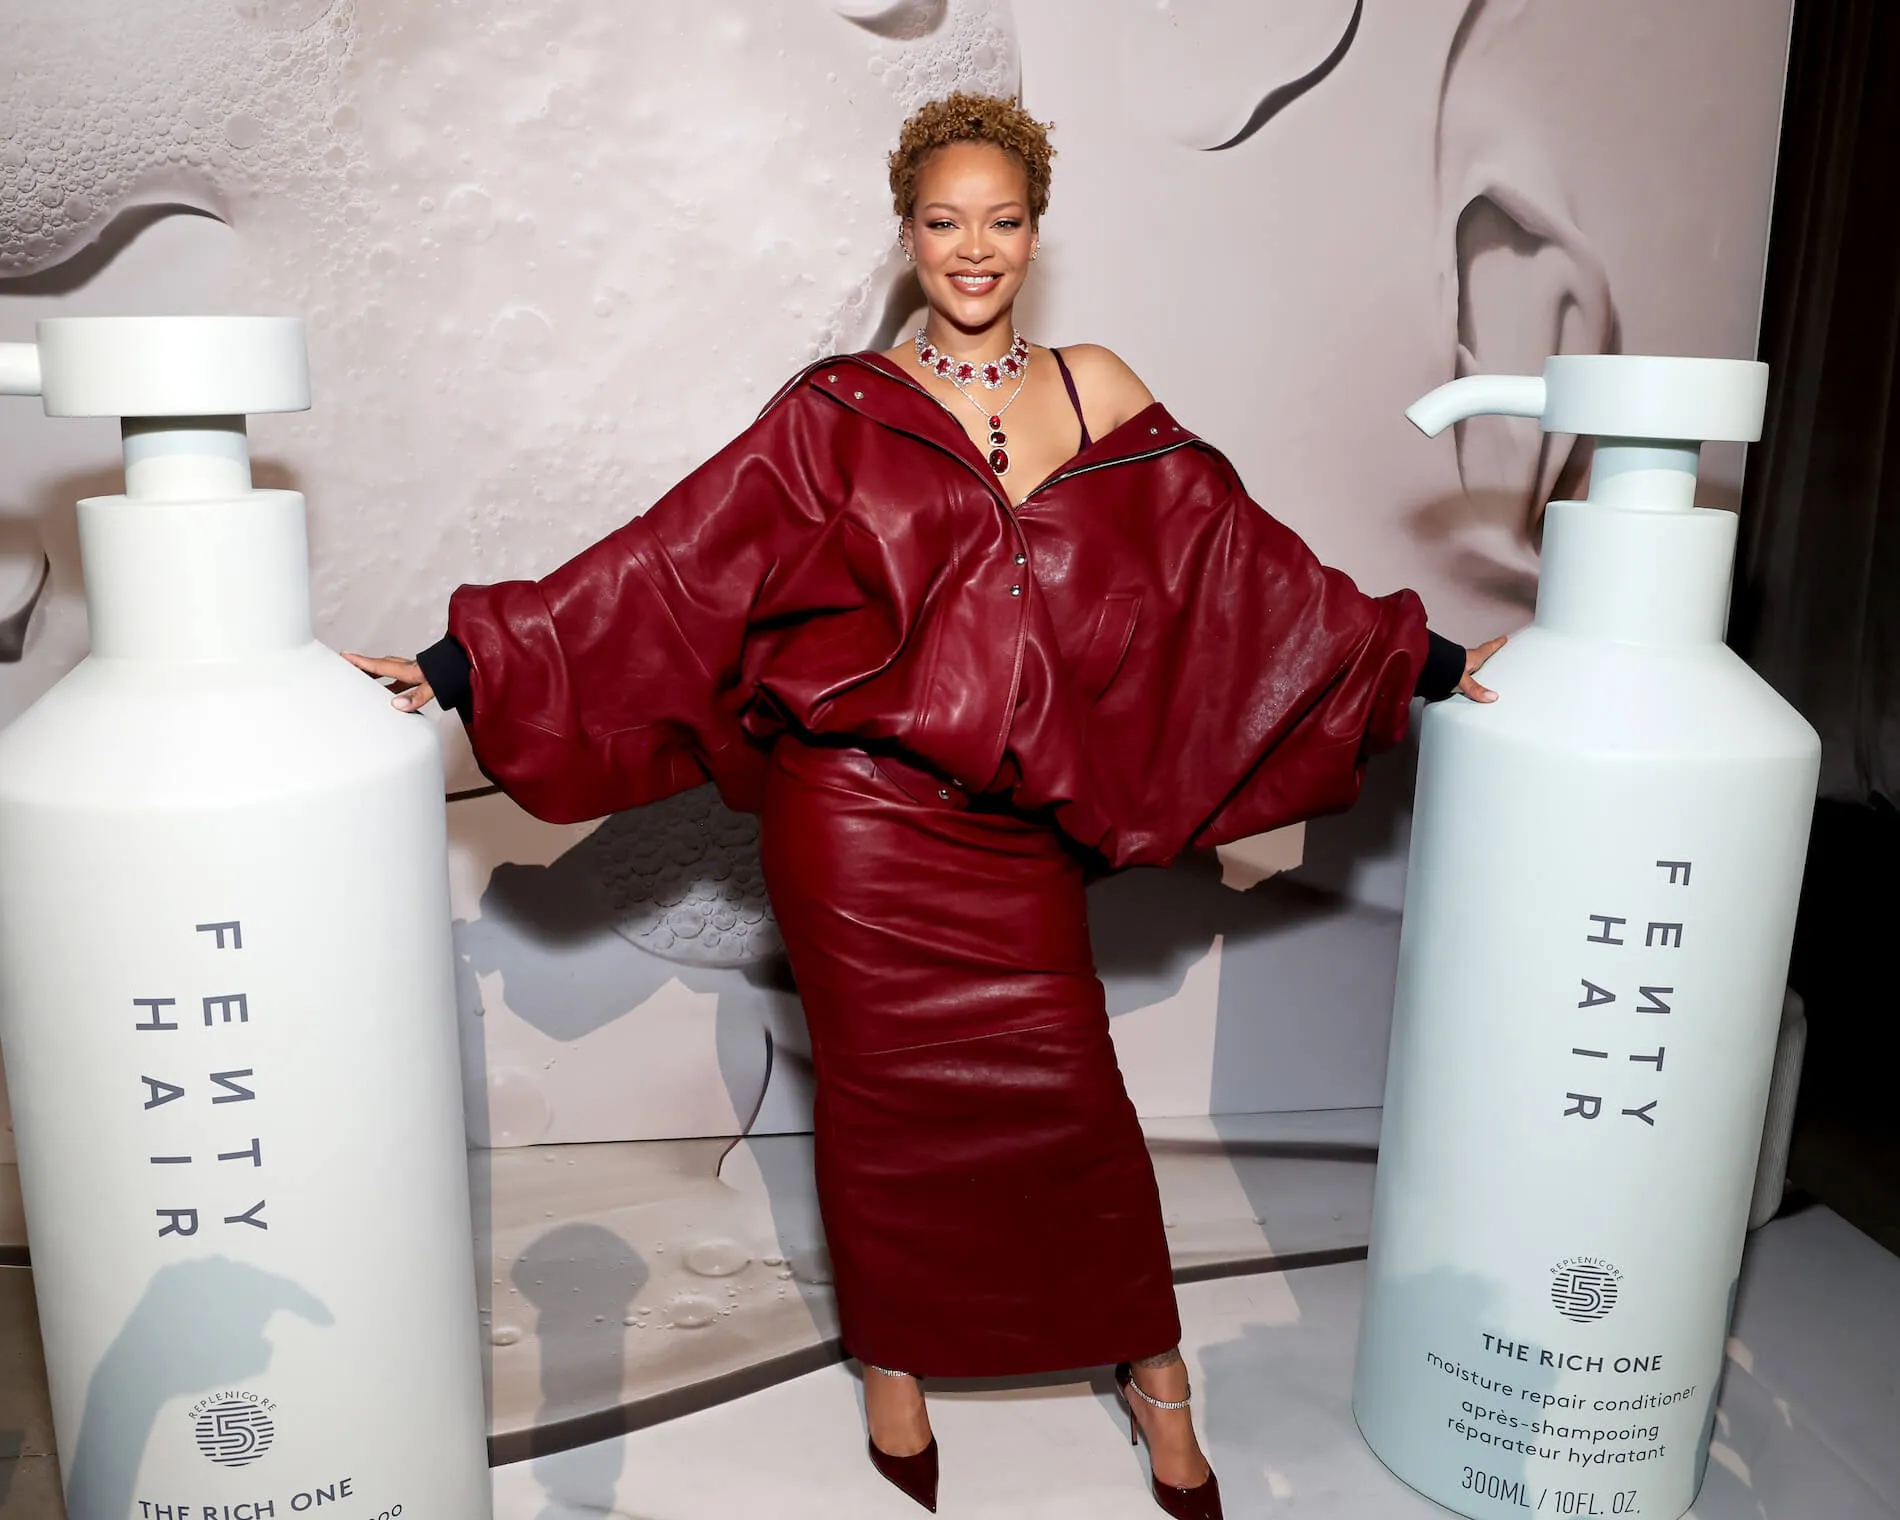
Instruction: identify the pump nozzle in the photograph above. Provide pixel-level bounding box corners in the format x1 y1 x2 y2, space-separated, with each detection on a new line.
0 343 42 397
1405 374 1547 438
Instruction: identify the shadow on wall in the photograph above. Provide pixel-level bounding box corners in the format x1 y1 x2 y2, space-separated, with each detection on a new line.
1198 0 1364 152
1091 862 1404 1114
0 204 225 297
1090 721 1423 1115
64 1256 330 1519
715 1131 835 1325
0 552 46 665
0 468 117 686
456 791 805 1141
461 716 1424 1152
515 1223 645 1519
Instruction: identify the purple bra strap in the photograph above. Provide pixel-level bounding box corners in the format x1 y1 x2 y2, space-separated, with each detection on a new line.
1051 348 1092 451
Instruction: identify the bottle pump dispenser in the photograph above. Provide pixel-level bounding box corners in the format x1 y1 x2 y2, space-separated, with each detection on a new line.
0 319 488 1518
1351 356 1821 1520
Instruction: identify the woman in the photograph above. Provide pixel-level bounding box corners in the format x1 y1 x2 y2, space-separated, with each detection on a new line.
349 93 1501 1519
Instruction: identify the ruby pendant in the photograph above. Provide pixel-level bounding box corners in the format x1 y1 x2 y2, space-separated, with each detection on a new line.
989 447 1011 475
989 415 1002 429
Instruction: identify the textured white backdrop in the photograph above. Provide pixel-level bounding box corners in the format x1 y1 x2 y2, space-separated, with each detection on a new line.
0 0 1795 1153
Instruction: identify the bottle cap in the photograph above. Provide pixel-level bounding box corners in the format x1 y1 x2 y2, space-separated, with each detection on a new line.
1407 355 1767 444
0 316 309 417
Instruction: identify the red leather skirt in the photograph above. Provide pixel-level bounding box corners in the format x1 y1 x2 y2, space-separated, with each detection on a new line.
759 739 1180 1376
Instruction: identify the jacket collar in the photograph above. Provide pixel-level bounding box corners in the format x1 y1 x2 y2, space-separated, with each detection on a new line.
801 350 1203 486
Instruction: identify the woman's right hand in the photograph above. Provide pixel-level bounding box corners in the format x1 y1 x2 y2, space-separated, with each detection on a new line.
342 652 435 712
1458 635 1509 704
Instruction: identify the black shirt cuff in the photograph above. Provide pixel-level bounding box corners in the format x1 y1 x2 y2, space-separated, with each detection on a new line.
1417 631 1467 702
416 635 473 721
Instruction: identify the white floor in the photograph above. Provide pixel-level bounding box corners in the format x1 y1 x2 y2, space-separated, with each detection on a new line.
473 1109 1383 1449
491 1205 1900 1519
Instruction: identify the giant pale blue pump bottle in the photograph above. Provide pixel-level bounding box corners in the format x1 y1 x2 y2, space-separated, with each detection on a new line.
0 318 488 1518
1353 356 1820 1520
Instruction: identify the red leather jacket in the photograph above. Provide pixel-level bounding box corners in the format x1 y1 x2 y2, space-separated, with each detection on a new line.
425 351 1456 868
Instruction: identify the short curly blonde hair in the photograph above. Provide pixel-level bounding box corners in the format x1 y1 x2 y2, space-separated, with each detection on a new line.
888 92 1056 224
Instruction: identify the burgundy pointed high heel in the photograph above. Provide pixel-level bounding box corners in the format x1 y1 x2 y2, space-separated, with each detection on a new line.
865 1365 939 1512
1115 1362 1224 1520
867 1434 940 1513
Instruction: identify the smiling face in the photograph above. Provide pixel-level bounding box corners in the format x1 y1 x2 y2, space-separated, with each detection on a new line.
902 140 1039 347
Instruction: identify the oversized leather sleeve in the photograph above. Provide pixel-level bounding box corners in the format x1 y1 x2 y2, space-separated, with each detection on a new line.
1071 451 1433 867
1179 483 1429 853
443 394 832 823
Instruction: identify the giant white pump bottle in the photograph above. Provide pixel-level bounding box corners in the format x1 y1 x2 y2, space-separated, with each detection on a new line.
0 318 489 1519
1351 355 1821 1520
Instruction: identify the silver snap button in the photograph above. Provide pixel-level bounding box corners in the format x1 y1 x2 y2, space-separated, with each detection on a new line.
1014 552 1026 565
1010 584 1022 596
828 374 838 382
937 787 950 800
1150 426 1159 434
854 390 864 399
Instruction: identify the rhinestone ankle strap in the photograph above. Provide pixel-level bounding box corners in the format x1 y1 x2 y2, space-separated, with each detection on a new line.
868 1364 912 1379
1125 1372 1193 1411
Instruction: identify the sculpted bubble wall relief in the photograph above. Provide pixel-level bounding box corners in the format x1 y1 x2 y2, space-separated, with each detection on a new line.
0 0 1019 722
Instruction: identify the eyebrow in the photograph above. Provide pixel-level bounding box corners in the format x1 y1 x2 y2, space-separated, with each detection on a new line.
917 201 1027 215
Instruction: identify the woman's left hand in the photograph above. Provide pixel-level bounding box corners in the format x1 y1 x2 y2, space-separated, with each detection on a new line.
342 651 435 711
1460 636 1509 703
